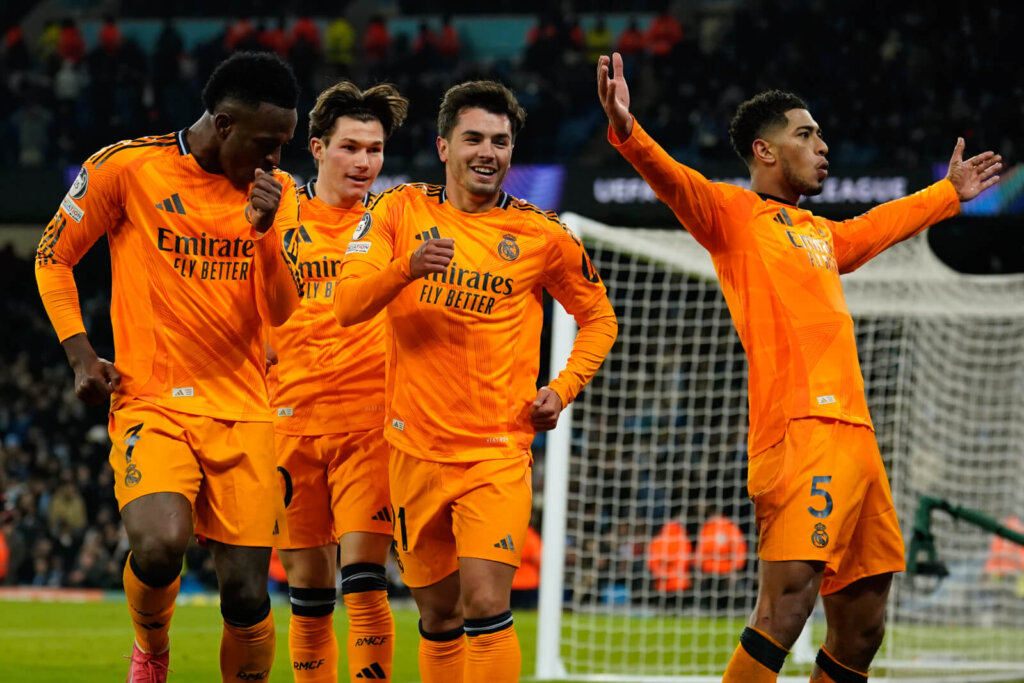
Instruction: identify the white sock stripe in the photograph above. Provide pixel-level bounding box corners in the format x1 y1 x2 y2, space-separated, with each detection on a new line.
341 572 383 584
289 597 336 607
464 614 514 634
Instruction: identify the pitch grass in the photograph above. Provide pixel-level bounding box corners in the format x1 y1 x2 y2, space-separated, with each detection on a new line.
4 600 1024 681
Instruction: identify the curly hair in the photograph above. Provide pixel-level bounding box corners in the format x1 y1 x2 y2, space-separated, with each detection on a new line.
201 51 299 112
437 81 526 141
728 90 808 164
308 82 409 145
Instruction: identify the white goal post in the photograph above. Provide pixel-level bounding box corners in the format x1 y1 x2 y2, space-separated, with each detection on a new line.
537 212 1024 682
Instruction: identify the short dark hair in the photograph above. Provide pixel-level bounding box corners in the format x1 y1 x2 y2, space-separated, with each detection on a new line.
437 81 526 141
201 51 299 113
308 82 409 145
729 90 808 164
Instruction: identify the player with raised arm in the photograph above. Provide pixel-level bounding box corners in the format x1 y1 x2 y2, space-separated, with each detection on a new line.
35 52 304 682
267 81 408 683
597 52 1000 683
333 81 618 683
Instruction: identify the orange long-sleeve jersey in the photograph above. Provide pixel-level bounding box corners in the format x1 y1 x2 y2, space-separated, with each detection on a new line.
35 130 303 422
267 181 385 435
335 183 618 462
612 120 960 456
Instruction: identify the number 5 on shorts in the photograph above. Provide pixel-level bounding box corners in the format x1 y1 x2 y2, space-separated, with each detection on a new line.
808 475 833 518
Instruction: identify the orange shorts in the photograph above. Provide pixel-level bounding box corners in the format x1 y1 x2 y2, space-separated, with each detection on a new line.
389 446 532 588
274 427 392 550
748 417 905 595
108 399 284 547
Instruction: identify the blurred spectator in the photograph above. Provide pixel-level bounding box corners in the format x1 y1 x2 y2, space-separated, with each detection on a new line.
511 523 542 608
98 15 122 56
57 18 86 65
984 516 1024 577
48 476 87 536
0 520 8 581
224 17 256 52
3 26 31 73
11 87 52 166
36 20 60 67
289 15 321 54
412 21 439 66
585 17 614 65
324 16 356 72
616 18 645 57
437 15 460 67
363 14 390 65
647 517 693 606
258 18 288 57
695 510 747 575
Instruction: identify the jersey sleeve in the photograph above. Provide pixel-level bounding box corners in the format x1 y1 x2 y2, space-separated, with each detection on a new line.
334 192 413 326
829 179 960 273
252 170 303 326
609 118 728 252
542 221 618 407
35 154 125 342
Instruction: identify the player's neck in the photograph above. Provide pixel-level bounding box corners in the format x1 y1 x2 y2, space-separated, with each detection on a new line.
314 176 362 210
445 183 500 214
185 115 225 177
749 170 801 205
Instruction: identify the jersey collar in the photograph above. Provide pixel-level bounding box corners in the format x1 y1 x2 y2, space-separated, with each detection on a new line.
757 192 799 207
439 186 512 209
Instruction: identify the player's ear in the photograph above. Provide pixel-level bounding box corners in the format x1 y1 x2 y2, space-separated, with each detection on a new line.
310 137 324 163
752 138 775 165
214 112 235 140
436 135 448 163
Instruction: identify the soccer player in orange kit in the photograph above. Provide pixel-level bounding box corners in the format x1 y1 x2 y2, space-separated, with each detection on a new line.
333 81 618 682
267 81 408 683
35 52 304 682
598 52 1001 683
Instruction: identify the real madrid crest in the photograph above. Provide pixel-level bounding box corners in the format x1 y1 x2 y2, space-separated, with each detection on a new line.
811 522 829 548
353 212 373 240
498 233 519 261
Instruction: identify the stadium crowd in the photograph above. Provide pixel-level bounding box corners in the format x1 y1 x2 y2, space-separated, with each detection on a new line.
0 2 1018 177
0 1 1020 598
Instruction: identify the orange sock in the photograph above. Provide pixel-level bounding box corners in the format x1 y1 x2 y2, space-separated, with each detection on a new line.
723 626 789 682
463 612 520 683
418 621 465 683
343 579 394 682
289 614 338 682
288 586 338 682
812 647 868 682
221 602 275 682
122 552 179 655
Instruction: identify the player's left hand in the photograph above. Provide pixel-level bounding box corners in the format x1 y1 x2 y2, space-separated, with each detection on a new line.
946 137 1001 202
531 386 563 432
247 168 283 233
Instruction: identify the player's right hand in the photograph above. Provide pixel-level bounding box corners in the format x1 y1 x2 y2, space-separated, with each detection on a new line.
410 238 455 278
72 356 121 404
597 52 634 141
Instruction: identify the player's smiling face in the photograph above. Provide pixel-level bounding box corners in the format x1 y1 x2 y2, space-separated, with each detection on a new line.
218 101 297 190
437 106 513 204
774 108 829 197
312 116 385 206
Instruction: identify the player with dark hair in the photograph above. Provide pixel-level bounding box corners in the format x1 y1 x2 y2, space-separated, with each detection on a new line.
333 80 617 682
35 51 303 682
597 52 1001 683
267 81 408 683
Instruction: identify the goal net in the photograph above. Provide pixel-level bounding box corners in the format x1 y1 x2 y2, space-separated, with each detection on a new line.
537 213 1024 682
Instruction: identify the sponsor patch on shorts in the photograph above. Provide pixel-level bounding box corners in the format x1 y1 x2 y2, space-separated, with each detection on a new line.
391 418 405 431
346 241 372 254
816 395 836 405
172 386 194 397
277 407 294 417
